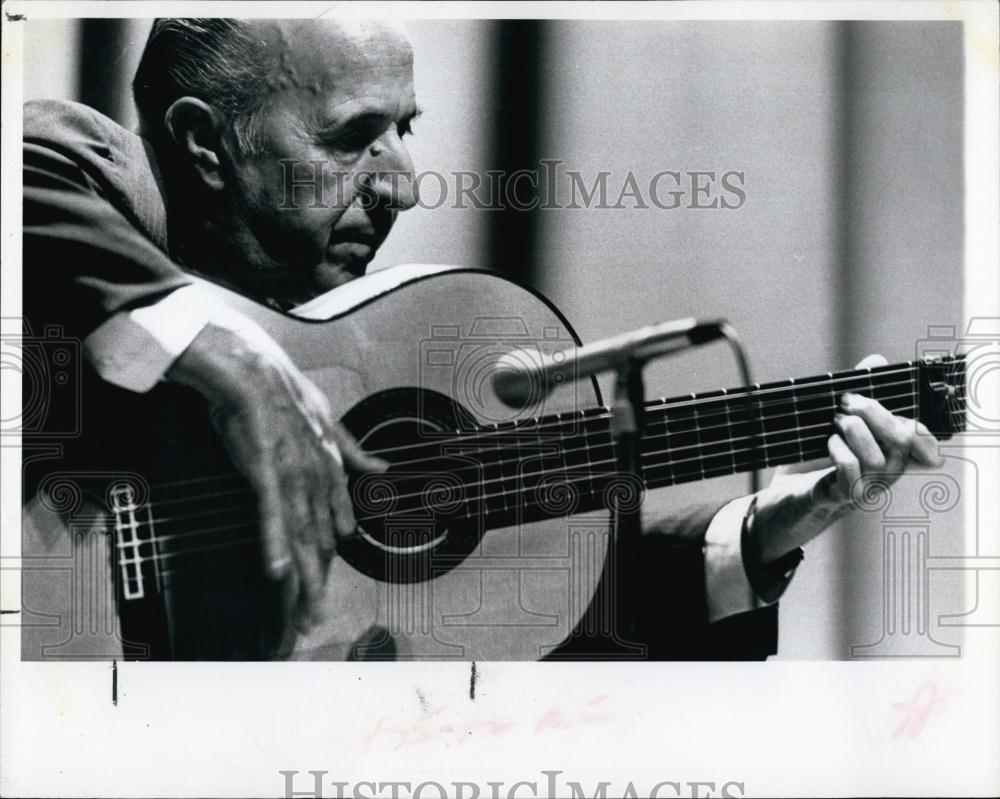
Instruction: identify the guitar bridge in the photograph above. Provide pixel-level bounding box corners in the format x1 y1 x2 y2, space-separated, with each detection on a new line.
110 483 160 600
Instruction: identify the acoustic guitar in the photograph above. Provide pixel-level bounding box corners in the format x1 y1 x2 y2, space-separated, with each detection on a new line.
20 264 966 661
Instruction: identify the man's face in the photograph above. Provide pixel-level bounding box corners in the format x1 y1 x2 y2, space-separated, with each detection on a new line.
220 20 419 306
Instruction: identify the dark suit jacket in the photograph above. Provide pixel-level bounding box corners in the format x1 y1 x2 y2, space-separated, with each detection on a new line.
23 99 188 340
22 99 781 660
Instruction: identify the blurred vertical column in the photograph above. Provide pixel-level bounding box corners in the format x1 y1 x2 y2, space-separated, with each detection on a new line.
22 19 82 105
833 21 965 658
78 18 151 130
487 20 550 286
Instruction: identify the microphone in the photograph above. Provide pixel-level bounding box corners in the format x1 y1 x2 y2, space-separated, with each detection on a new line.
493 318 727 409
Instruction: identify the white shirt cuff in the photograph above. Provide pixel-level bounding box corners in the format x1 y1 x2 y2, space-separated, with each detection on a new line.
704 494 768 623
83 284 283 392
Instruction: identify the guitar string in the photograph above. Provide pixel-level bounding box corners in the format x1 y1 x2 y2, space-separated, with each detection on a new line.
141 385 924 516
111 429 896 581
133 402 967 563
117 364 968 568
123 417 970 580
191 398 924 529
116 517 257 546
119 539 259 586
115 400 920 567
150 387 962 511
119 365 964 505
363 368 932 459
104 355 965 584
360 384 924 471
146 393 919 530
116 415 949 580
110 362 965 569
376 356 960 453
124 365 932 499
132 391 934 537
139 373 934 507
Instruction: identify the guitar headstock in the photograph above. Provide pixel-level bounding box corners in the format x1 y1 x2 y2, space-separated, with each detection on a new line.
918 355 966 439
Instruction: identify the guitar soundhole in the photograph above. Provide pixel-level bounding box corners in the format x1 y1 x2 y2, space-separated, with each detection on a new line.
339 388 486 584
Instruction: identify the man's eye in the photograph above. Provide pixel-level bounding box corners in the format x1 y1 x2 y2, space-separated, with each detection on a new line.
334 131 373 152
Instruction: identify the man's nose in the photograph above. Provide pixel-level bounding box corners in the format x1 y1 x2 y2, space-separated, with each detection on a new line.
363 131 417 212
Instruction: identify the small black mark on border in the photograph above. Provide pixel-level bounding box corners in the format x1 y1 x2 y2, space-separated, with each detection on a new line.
112 660 118 705
0 609 19 615
6 12 27 21
469 661 478 700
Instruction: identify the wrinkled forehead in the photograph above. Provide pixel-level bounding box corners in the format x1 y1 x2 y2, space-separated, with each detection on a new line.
253 19 414 94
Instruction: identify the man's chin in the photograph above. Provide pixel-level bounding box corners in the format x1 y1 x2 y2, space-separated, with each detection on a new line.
252 258 371 308
314 259 369 291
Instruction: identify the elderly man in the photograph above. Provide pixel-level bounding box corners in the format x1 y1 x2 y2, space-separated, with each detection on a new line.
22 18 941 659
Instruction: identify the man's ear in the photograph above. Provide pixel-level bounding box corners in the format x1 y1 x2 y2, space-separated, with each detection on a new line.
163 97 229 191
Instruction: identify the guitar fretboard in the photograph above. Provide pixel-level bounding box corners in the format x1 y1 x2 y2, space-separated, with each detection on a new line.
423 357 965 529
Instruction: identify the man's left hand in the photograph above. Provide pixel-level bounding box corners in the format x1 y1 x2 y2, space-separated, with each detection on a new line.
752 354 945 565
821 353 945 511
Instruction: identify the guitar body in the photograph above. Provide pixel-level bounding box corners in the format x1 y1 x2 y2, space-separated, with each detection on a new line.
22 266 611 661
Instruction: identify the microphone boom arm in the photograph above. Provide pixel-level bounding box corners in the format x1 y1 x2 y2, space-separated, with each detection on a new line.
493 317 726 409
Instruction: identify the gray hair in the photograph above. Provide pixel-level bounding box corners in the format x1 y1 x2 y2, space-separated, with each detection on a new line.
132 18 270 156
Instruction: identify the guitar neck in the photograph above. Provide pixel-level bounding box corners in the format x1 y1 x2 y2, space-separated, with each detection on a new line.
485 356 965 528
638 358 960 489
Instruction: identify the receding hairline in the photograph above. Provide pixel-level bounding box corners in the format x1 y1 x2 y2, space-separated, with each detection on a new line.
249 18 413 64
132 18 414 155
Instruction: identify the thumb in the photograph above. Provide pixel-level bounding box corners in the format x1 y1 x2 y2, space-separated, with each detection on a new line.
854 353 889 370
332 427 390 475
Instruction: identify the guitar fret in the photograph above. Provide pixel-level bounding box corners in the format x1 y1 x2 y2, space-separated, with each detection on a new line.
789 377 804 462
721 389 736 475
754 384 767 468
661 402 675 486
495 423 508 517
481 430 489 516
827 372 836 435
691 394 705 480
557 413 570 492
581 409 596 499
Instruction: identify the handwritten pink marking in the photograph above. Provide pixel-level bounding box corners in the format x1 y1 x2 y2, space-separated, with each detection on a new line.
533 705 570 733
891 680 941 741
360 694 615 751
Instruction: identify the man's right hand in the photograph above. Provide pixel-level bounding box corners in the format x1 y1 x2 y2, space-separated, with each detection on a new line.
166 322 386 637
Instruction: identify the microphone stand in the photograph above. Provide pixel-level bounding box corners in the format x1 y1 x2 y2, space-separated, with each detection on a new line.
513 319 728 660
604 358 649 657
547 357 650 659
